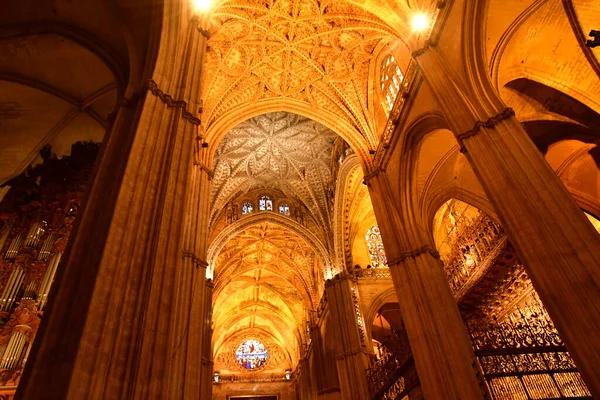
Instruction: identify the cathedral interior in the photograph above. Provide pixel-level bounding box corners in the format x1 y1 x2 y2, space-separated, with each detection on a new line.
0 0 600 399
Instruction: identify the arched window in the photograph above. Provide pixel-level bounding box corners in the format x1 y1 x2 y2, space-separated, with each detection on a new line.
279 204 290 215
380 54 403 111
259 196 273 211
366 226 387 268
242 202 254 214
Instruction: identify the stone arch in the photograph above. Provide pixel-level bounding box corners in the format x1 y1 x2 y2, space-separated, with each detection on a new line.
208 212 331 276
364 288 399 342
0 21 130 92
332 155 362 273
487 0 600 115
203 99 374 170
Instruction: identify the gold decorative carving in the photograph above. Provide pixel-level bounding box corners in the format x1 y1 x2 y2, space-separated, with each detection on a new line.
203 0 397 138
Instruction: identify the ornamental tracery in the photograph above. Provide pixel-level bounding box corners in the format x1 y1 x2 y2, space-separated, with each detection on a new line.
203 0 398 140
380 53 403 111
210 112 338 232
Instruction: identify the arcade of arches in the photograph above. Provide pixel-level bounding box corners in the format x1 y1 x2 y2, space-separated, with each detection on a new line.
1 0 600 399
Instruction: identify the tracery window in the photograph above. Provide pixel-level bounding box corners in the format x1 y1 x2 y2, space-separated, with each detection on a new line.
259 196 273 211
279 204 290 215
380 54 404 111
366 226 388 268
236 339 268 370
242 202 254 214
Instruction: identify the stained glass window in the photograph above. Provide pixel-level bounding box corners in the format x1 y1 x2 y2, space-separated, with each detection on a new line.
236 339 268 370
279 204 290 215
259 196 273 211
366 226 387 268
380 54 404 111
242 202 254 214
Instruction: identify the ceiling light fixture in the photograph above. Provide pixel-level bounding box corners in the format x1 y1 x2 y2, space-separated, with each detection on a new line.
411 13 429 33
192 0 212 12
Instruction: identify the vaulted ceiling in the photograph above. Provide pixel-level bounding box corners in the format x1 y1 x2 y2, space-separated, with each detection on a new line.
202 0 398 143
0 33 117 185
210 112 338 230
212 222 323 374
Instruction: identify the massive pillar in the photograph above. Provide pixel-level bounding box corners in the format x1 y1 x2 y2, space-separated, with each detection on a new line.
415 43 600 397
324 274 372 400
366 173 486 400
310 322 342 400
16 3 214 399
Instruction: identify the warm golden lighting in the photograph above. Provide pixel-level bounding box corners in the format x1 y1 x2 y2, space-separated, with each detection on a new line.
192 0 212 12
411 13 429 32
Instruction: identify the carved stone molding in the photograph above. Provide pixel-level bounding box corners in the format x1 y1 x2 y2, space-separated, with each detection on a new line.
363 168 386 186
192 161 214 180
182 250 208 268
389 245 440 265
411 40 436 58
456 108 516 152
146 79 201 126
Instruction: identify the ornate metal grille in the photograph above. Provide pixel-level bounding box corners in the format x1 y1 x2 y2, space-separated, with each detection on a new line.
442 214 505 296
467 302 592 399
365 331 419 400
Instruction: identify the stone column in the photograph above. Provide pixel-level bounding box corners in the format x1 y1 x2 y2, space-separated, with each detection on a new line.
415 44 600 397
296 356 315 400
324 274 371 400
366 172 486 400
310 325 341 400
16 3 212 399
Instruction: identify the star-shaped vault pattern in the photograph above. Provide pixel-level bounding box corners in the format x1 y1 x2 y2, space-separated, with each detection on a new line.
203 0 397 138
210 112 337 231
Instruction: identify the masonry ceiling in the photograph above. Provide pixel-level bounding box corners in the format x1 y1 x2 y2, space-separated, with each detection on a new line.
203 0 399 143
210 112 338 230
212 222 322 374
0 33 117 185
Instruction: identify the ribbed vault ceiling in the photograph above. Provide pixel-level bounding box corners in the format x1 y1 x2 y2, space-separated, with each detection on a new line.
212 222 324 375
203 0 398 140
210 112 337 230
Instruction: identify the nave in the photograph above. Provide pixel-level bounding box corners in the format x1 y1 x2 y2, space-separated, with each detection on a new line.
0 0 600 399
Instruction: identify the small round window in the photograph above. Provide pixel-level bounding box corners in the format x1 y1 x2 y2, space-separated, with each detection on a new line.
236 339 268 370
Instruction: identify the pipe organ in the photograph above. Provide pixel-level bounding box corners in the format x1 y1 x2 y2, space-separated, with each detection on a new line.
0 142 98 398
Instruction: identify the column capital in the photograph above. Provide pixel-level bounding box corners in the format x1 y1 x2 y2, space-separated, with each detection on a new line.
456 107 515 152
363 167 386 186
411 39 437 58
192 160 214 179
388 244 440 266
182 250 208 268
146 79 202 126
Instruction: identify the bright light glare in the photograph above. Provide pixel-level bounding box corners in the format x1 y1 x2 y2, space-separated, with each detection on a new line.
411 13 429 32
192 0 212 12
